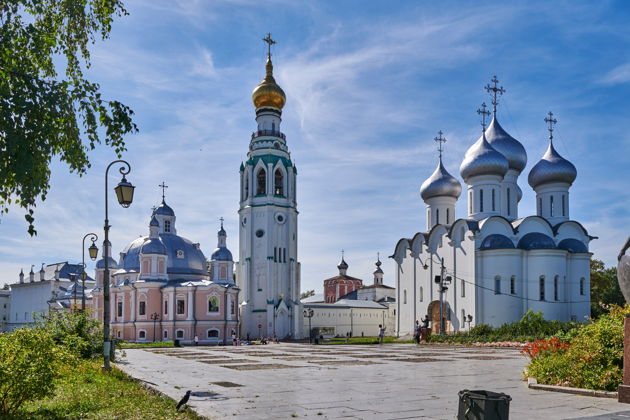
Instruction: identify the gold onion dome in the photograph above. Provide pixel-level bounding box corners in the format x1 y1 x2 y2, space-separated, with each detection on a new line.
252 56 286 110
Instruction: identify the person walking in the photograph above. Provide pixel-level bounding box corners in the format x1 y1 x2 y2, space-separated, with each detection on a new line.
413 320 421 344
231 331 237 346
421 316 430 343
193 335 199 346
378 324 386 344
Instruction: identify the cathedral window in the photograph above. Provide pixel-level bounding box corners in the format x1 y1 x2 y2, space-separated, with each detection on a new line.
507 188 511 216
436 209 440 225
479 189 484 212
494 276 501 294
274 169 284 195
176 299 185 315
492 189 496 211
274 247 277 262
419 286 423 302
142 260 149 274
230 300 235 315
580 277 585 295
208 296 219 313
539 276 545 301
158 260 165 274
510 276 516 295
550 196 554 217
245 176 249 199
139 301 146 316
164 300 168 315
164 220 171 233
461 279 465 297
446 208 450 224
562 195 566 217
220 265 227 280
469 192 473 214
554 275 559 301
403 290 407 304
207 329 219 338
256 168 266 195
117 302 123 317
176 330 184 339
163 330 168 339
138 330 146 340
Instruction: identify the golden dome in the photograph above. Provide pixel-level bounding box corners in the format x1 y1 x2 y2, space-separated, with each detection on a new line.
252 57 286 110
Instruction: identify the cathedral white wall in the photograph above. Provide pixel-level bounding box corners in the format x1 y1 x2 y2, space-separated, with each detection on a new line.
567 254 591 321
5 281 60 330
534 183 570 225
476 250 524 326
500 170 521 221
425 196 457 230
466 175 503 220
303 304 392 338
523 250 568 320
396 251 416 335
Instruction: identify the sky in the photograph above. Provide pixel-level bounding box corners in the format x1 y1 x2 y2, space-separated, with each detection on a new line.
1 0 629 292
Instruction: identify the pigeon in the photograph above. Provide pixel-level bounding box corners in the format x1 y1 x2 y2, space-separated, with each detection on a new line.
176 390 191 411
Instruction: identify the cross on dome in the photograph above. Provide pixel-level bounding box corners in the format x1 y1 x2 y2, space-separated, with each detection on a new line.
434 130 447 161
219 216 225 229
262 32 276 58
544 111 557 141
485 75 505 116
158 181 168 201
477 103 491 131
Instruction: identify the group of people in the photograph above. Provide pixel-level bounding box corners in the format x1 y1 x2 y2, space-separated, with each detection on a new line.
413 316 430 344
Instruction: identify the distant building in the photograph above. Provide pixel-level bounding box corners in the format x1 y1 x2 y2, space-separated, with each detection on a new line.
5 262 92 331
323 254 363 303
0 288 10 331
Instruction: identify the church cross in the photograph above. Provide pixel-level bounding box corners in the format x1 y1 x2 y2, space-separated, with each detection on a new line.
341 249 345 260
477 103 490 131
485 75 505 116
544 111 557 140
262 33 276 58
158 182 168 201
434 130 447 161
219 216 224 229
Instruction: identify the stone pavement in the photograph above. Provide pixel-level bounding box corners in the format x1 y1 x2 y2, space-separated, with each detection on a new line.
117 343 630 420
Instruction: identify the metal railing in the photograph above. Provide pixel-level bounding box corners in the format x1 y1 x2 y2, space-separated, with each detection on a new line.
251 130 286 140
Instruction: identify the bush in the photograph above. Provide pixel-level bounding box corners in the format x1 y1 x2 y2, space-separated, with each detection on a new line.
35 310 104 359
524 304 629 391
0 328 73 415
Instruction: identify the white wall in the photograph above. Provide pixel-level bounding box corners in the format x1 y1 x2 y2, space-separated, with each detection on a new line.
303 304 391 337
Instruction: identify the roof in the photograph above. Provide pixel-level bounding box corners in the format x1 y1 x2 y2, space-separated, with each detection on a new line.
323 274 363 283
304 300 387 309
300 293 325 303
360 284 395 290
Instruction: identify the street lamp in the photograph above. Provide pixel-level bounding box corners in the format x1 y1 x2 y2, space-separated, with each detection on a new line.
433 257 451 335
81 233 99 312
466 314 473 331
102 159 134 371
150 312 160 342
303 308 314 344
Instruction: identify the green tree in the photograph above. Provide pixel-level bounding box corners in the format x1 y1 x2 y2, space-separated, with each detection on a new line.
0 328 72 415
300 289 315 300
590 259 624 318
1 0 136 235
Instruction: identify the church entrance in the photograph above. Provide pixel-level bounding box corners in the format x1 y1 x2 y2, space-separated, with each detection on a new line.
427 300 452 334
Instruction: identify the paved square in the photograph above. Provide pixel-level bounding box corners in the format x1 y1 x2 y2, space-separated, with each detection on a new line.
118 343 630 419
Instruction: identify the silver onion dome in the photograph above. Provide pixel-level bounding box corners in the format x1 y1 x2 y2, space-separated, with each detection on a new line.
484 117 527 173
154 200 175 216
420 160 462 200
141 238 167 255
528 141 576 189
460 134 509 182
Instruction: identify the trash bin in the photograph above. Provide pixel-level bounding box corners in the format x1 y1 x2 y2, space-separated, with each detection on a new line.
174 339 181 347
457 390 511 420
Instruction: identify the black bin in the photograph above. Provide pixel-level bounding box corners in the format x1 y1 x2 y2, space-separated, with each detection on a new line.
174 339 181 347
458 390 511 420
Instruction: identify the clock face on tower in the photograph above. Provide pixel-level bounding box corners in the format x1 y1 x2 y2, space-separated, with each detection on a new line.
275 213 286 224
255 229 265 238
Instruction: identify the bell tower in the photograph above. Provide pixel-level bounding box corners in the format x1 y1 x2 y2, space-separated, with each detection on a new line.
236 34 301 340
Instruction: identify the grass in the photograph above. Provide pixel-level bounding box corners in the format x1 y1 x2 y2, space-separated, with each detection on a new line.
319 336 402 345
11 359 201 419
120 341 175 349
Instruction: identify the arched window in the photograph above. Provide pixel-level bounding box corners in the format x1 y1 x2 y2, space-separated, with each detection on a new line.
403 289 407 304
419 286 423 302
138 330 146 340
469 191 473 214
176 330 184 339
163 330 168 338
207 329 219 338
580 277 585 295
562 195 566 217
164 220 171 233
479 189 484 212
244 176 249 199
436 209 440 225
208 296 219 313
446 208 450 224
507 188 511 216
492 189 496 211
510 276 516 295
539 276 545 301
230 299 235 315
550 196 554 217
427 209 430 224
256 168 266 195
494 276 501 294
274 169 284 196
139 301 146 316
554 275 559 301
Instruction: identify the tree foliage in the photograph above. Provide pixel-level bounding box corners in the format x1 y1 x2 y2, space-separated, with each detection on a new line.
300 289 315 300
0 327 73 415
0 0 137 234
590 259 624 318
35 310 104 359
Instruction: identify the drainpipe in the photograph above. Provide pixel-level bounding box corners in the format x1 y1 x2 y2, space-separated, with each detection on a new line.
223 286 228 345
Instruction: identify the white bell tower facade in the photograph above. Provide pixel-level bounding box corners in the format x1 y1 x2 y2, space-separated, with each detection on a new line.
236 34 302 340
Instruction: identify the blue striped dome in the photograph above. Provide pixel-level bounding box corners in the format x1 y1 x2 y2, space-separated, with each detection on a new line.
479 234 515 250
517 232 556 250
557 238 587 253
120 234 207 275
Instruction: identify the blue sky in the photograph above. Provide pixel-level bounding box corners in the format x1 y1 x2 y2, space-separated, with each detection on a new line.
1 0 629 291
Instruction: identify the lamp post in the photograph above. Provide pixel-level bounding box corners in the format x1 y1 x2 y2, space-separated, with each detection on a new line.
434 257 451 335
303 308 314 344
466 314 473 331
102 159 135 371
81 233 99 312
150 312 160 342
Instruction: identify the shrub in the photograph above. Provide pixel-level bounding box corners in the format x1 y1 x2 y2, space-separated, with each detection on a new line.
0 328 73 415
35 310 103 359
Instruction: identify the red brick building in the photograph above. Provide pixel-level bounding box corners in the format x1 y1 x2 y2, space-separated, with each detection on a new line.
323 256 363 303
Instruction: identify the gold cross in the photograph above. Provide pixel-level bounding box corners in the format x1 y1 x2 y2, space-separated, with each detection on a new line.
262 33 276 57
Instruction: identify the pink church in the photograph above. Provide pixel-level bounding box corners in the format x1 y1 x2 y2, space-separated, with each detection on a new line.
92 198 239 344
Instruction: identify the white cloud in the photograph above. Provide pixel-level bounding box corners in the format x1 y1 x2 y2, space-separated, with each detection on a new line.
600 63 630 85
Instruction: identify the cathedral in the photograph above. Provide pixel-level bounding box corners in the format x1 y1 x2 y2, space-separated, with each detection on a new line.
392 78 592 335
235 35 302 340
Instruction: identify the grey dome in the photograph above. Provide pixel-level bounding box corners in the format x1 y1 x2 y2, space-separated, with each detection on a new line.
420 160 462 200
557 238 588 253
141 238 167 255
337 259 348 270
528 142 577 189
460 134 509 181
120 234 207 275
154 200 175 216
485 117 527 173
211 247 233 261
96 257 119 269
149 215 159 227
479 234 515 250
517 232 556 250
